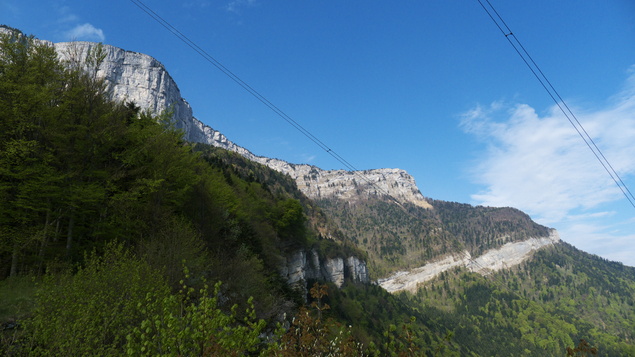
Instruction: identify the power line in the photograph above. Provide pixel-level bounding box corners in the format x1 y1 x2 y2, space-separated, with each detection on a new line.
128 0 407 206
476 0 635 210
128 0 557 293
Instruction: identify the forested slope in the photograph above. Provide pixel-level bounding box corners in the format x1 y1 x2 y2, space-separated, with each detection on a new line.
2 28 635 356
0 29 444 356
316 196 552 277
405 243 635 356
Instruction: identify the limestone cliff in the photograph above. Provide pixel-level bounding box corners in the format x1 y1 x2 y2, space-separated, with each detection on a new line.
18 33 556 290
279 249 369 295
52 41 206 144
44 39 431 210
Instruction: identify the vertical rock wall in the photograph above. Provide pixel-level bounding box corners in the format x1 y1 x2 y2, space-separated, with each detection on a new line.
279 249 370 296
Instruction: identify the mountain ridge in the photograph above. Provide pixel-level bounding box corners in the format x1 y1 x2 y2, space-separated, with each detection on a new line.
379 229 561 292
34 32 434 212
41 34 558 280
3 26 561 281
4 25 635 355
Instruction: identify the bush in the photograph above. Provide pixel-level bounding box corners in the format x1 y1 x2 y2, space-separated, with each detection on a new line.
126 278 265 356
23 242 170 355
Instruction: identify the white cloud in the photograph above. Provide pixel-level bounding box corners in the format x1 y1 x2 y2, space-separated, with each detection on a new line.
461 69 635 266
65 23 105 42
183 0 211 8
56 6 79 24
300 154 317 163
225 0 257 13
461 81 635 223
559 222 635 267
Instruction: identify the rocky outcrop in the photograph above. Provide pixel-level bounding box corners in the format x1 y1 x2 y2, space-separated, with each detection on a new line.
33 34 375 290
44 39 432 210
260 164 432 209
52 41 205 143
378 230 561 293
279 249 370 295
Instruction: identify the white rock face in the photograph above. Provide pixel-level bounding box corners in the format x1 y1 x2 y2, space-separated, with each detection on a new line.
279 249 370 293
4 28 432 209
323 258 345 288
346 256 369 283
378 230 561 293
261 164 433 209
52 41 204 143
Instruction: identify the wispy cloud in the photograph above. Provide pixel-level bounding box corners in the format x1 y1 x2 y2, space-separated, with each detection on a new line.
461 67 635 266
225 0 257 13
300 154 317 164
560 221 635 266
183 1 212 9
461 76 635 223
56 5 79 24
46 4 105 42
65 23 105 42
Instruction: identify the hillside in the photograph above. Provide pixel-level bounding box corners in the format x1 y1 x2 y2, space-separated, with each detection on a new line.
404 243 635 356
316 195 553 277
2 27 635 355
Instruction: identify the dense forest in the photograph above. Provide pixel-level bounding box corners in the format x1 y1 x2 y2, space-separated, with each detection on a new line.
316 197 551 277
2 28 635 356
0 28 444 356
403 242 635 356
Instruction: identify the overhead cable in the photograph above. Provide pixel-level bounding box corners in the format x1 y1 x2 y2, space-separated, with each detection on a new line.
128 0 407 206
476 0 635 210
128 0 546 291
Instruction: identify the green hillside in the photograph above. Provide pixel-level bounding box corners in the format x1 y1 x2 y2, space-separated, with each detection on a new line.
2 28 635 356
401 243 635 356
317 196 551 277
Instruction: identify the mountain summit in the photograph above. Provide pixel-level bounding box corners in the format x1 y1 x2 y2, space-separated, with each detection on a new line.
37 35 432 211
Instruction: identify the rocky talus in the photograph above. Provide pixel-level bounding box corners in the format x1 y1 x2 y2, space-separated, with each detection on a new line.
378 230 561 293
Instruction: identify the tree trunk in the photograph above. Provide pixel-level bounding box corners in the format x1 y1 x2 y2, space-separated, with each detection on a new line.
53 208 62 242
38 209 52 274
10 243 19 277
66 213 75 257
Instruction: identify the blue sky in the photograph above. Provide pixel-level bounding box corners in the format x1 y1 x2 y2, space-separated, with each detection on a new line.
2 0 635 266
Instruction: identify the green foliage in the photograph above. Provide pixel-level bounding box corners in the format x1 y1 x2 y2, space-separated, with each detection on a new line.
0 30 315 355
0 276 36 355
430 200 550 255
24 242 170 355
316 196 549 277
266 283 364 356
136 214 207 289
126 277 266 356
322 282 459 356
404 244 635 356
3 27 635 357
274 198 307 245
10 244 267 356
0 276 35 322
